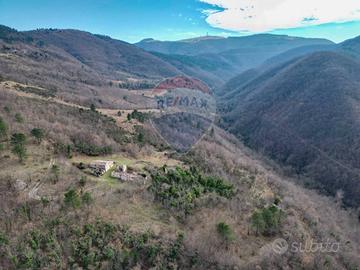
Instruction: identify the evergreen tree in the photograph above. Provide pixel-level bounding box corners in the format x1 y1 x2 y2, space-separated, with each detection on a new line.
90 104 96 112
15 113 24 123
210 127 215 137
0 116 7 140
10 133 27 162
3 106 11 113
137 132 144 144
66 144 72 158
64 189 81 208
251 206 283 236
217 222 235 243
81 192 93 206
251 211 265 236
31 128 44 144
51 164 60 183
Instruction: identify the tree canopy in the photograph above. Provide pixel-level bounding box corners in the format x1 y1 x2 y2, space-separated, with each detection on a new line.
31 128 45 143
10 133 27 162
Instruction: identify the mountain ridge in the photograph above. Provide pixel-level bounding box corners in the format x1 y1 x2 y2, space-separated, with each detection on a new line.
136 33 334 55
25 28 181 79
220 51 360 207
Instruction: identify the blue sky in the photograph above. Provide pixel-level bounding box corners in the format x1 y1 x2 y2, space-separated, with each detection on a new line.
0 0 359 43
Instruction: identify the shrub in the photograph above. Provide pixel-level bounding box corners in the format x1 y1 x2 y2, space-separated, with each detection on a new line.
7 218 194 269
149 167 234 217
127 110 149 123
41 197 50 207
118 81 155 90
251 205 284 236
0 231 9 246
14 228 62 269
81 192 93 206
66 144 72 158
15 113 24 123
3 106 11 113
64 189 81 208
217 222 235 243
274 196 281 205
167 233 184 261
73 139 112 156
50 164 60 183
18 203 32 221
17 85 56 98
79 176 87 189
137 132 144 144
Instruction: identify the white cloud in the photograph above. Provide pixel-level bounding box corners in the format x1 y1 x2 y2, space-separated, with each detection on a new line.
199 0 360 32
201 9 220 16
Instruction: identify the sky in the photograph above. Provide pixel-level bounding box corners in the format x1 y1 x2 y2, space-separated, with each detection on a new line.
0 0 359 43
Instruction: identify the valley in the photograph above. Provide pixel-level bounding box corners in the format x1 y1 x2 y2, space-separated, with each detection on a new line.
0 24 360 270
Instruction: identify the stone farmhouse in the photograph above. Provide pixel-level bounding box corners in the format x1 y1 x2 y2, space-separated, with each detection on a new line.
89 160 114 176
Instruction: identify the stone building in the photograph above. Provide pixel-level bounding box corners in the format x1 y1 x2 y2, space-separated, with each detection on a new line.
89 160 114 176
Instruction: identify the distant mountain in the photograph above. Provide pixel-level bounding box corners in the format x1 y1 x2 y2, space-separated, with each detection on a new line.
218 44 337 96
137 34 334 89
179 36 225 43
151 52 237 88
136 34 333 55
341 35 360 57
218 69 261 97
259 35 360 70
263 44 337 69
220 51 360 207
219 35 360 97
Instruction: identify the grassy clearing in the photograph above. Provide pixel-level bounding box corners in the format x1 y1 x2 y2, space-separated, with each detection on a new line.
101 165 119 185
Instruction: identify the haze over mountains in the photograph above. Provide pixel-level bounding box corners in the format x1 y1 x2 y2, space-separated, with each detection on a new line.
341 35 360 56
136 35 332 55
137 35 334 88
